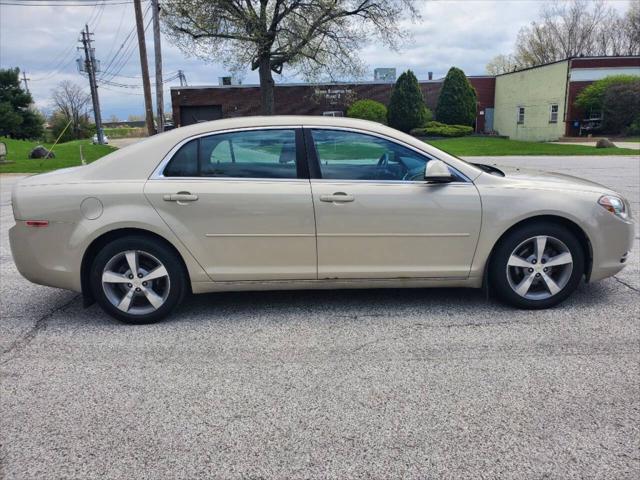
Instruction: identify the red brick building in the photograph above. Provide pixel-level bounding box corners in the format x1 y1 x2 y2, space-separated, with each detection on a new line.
171 76 496 132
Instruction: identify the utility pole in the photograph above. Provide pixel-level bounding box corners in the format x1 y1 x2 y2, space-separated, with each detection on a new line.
134 0 155 136
80 25 104 144
178 70 188 87
21 70 30 94
151 0 164 133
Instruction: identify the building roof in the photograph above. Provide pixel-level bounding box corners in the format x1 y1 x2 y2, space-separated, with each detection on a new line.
495 55 640 77
170 76 496 90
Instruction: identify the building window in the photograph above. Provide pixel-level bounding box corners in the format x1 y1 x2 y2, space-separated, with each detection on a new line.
549 104 559 123
517 106 525 125
322 111 344 117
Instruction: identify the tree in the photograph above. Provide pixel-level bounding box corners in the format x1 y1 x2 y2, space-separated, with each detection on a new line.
347 99 387 124
435 67 477 127
51 81 92 140
575 75 639 113
601 81 640 134
387 70 429 132
162 0 417 115
0 67 44 139
485 54 519 75
49 110 93 143
487 0 639 72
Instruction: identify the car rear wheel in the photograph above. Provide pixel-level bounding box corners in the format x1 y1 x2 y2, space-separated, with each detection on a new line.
90 236 187 324
490 222 585 309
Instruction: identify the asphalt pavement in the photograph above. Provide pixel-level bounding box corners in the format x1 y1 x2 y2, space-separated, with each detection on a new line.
1 155 639 479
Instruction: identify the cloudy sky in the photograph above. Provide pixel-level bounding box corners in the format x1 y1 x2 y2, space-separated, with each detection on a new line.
0 0 632 120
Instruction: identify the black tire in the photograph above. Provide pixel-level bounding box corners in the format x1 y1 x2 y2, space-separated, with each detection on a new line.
90 235 187 324
489 222 585 309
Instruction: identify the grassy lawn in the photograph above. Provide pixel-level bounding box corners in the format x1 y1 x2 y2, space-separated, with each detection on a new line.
426 136 639 156
0 137 116 174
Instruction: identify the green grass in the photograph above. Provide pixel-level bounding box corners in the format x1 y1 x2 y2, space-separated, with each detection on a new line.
425 136 638 156
0 137 116 174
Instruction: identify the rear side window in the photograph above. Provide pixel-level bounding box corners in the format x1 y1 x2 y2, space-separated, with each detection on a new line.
163 129 298 179
163 140 198 177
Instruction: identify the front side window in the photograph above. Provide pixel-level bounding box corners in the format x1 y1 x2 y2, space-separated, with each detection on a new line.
517 106 525 124
163 129 298 178
549 104 559 123
311 129 431 181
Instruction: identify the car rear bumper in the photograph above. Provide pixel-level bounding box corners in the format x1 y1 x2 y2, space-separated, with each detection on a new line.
9 221 83 292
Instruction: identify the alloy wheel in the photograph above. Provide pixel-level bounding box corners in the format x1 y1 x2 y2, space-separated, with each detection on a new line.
506 235 573 300
101 250 171 315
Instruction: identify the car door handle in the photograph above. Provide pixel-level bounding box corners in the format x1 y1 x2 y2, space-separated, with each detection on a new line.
163 192 199 203
320 192 354 203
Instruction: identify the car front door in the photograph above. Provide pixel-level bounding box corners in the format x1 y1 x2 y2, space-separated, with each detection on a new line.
144 128 317 281
306 128 481 279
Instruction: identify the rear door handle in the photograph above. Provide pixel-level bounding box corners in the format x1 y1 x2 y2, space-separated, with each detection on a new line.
163 192 199 203
319 192 354 203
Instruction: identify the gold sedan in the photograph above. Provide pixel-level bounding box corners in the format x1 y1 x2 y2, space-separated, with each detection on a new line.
9 117 635 323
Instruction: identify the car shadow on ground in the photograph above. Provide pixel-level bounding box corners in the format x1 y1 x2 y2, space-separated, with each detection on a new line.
29 276 624 331
65 278 624 328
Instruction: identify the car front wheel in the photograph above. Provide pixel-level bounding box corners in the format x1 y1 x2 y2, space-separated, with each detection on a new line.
90 236 187 323
490 222 585 309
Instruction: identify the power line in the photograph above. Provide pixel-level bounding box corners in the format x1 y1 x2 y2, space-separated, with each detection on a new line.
28 0 106 82
100 2 128 61
0 1 142 6
98 2 150 82
99 7 152 83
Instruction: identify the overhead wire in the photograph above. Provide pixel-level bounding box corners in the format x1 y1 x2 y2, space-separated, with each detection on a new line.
28 0 106 82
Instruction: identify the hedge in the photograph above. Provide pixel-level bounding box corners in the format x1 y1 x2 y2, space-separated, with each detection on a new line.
410 121 473 137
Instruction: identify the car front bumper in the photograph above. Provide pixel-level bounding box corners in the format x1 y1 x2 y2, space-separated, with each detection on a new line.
588 211 635 282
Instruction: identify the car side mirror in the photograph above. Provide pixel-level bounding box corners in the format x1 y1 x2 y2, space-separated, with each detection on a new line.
424 160 454 183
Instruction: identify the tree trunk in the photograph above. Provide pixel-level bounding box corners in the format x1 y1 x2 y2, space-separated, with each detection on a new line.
258 57 275 115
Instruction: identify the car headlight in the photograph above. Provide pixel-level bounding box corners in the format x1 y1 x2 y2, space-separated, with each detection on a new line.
598 195 629 220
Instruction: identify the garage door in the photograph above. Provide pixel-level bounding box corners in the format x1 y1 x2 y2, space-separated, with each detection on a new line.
180 105 223 126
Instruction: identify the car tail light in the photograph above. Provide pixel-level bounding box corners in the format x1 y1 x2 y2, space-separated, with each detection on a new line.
25 220 49 227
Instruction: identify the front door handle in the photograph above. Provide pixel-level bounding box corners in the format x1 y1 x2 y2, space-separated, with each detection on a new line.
163 192 199 204
320 192 355 203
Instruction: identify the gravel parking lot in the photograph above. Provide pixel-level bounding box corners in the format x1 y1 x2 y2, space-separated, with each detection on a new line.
1 155 638 479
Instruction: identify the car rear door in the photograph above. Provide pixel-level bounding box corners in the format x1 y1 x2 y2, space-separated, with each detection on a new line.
306 127 481 279
144 127 317 282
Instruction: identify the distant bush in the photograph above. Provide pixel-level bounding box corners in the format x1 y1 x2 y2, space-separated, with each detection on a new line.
625 116 640 136
387 70 429 132
410 121 473 137
104 127 147 138
346 99 387 124
423 107 434 123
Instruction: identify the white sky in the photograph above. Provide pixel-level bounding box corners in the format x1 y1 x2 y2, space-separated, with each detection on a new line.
0 0 633 119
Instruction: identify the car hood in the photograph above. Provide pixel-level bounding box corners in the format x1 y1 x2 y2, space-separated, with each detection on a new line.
477 163 618 196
